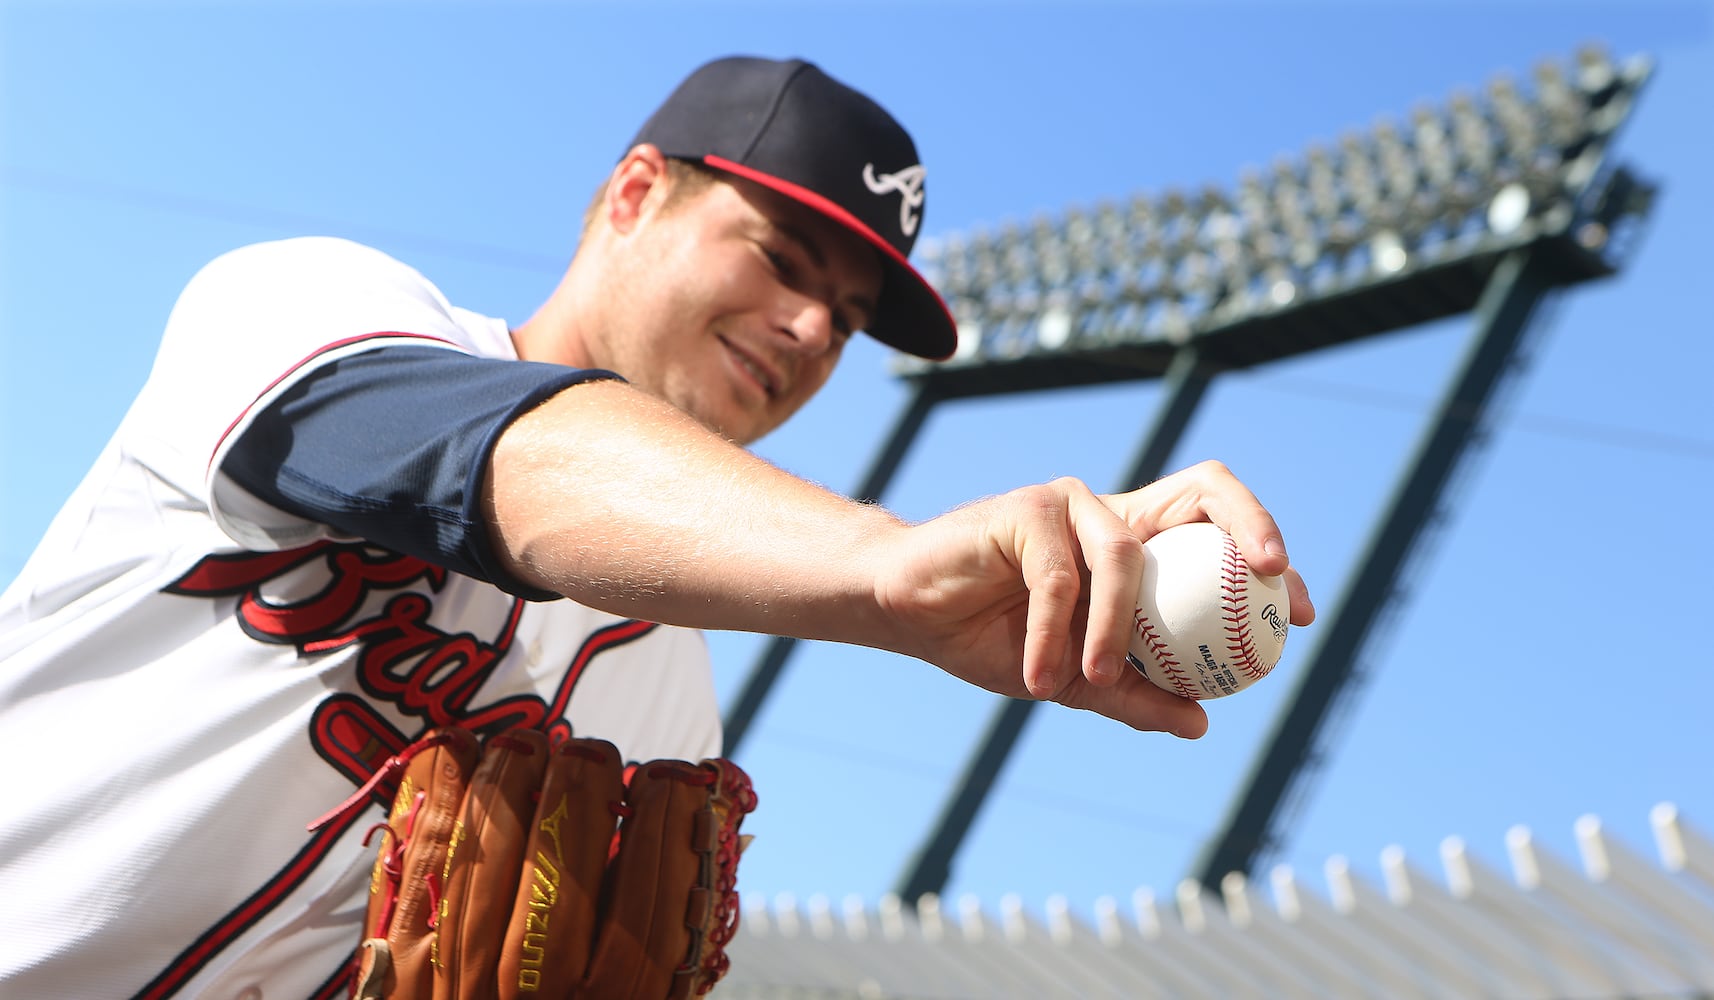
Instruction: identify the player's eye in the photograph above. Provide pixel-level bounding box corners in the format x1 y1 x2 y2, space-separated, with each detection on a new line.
762 246 794 280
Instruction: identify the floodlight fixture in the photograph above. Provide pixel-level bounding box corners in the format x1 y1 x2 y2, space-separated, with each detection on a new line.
885 45 1659 906
896 45 1655 399
733 48 1660 902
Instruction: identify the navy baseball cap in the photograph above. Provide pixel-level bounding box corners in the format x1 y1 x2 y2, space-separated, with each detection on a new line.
630 56 957 361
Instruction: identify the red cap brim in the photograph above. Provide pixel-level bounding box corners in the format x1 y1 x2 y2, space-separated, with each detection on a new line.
704 154 957 361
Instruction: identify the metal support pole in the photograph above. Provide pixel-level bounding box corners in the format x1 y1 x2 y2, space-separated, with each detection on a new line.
894 347 1216 904
1191 247 1556 888
722 382 942 756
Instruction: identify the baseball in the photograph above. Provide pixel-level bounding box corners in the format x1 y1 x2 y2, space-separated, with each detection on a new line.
1127 522 1290 700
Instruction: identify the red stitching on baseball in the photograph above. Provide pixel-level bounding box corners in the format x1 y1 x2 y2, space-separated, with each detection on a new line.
1221 534 1271 682
1134 614 1197 699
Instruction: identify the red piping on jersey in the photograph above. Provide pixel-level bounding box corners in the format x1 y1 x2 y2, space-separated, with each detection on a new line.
309 965 352 1000
544 618 659 725
208 331 461 473
133 821 354 1000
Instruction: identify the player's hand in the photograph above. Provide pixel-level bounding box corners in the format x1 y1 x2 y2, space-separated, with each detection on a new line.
870 460 1313 738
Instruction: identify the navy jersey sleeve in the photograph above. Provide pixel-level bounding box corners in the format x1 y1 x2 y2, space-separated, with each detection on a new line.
223 345 621 600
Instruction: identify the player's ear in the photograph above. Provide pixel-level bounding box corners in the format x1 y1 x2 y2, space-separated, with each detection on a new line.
604 144 670 235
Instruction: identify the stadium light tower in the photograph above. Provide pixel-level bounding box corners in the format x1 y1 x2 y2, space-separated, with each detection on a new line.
1186 47 1656 891
894 45 1657 903
896 47 1651 394
720 46 1658 902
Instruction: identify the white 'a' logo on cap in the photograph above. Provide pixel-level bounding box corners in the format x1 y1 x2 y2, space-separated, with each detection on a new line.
863 163 926 238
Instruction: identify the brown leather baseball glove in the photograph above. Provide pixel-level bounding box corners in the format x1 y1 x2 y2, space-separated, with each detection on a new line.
328 726 756 999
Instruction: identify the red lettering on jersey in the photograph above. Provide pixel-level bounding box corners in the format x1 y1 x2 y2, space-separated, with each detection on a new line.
244 548 445 641
169 544 525 728
303 592 539 730
165 542 336 594
150 543 663 997
168 542 446 643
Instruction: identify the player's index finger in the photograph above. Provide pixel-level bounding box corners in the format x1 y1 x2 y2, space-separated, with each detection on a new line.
1105 465 1291 577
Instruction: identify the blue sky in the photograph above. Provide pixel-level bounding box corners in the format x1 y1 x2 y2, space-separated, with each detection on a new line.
3 1 1711 924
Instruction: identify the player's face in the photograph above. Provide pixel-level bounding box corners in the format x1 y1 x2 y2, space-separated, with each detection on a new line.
608 171 884 445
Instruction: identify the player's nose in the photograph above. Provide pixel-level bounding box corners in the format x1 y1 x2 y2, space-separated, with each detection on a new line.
782 298 838 355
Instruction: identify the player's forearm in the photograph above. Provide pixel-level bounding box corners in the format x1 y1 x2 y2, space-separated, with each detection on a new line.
482 379 903 643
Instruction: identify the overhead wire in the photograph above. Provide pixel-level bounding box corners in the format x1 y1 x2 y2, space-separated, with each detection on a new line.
1252 372 1714 463
10 166 1706 463
0 165 568 276
9 166 1709 835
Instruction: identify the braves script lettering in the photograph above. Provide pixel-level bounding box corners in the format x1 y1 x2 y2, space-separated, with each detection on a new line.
143 541 658 999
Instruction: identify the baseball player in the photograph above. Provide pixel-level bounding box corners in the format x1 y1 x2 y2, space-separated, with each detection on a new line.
0 56 1312 997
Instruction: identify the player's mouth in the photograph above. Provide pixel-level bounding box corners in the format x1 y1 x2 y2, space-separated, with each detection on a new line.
720 337 782 400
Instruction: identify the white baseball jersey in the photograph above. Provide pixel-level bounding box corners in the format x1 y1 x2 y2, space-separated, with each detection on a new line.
0 237 723 998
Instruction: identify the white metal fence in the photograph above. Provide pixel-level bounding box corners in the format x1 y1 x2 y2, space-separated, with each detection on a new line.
717 803 1714 999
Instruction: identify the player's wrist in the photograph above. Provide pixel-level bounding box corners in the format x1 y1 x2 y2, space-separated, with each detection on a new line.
761 500 908 648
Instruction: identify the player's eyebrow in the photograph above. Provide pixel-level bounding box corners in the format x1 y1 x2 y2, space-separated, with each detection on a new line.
774 220 879 332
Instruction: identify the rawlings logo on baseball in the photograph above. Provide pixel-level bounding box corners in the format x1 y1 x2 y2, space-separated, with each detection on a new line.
1126 522 1290 700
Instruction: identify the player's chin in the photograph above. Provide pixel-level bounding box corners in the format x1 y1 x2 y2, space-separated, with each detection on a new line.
691 403 766 446
713 397 792 446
